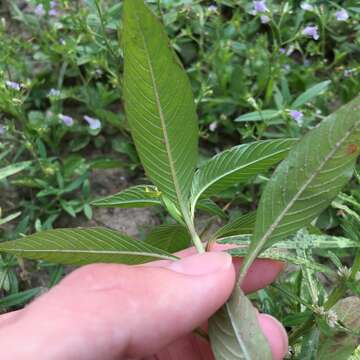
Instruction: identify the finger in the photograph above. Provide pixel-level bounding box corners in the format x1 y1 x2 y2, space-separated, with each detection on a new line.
0 252 235 360
146 314 288 360
145 243 284 293
0 310 21 327
258 314 289 360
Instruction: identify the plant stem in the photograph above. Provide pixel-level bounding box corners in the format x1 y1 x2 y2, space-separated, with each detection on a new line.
237 252 256 285
183 212 205 253
289 249 360 343
94 0 118 63
324 248 360 310
190 226 205 253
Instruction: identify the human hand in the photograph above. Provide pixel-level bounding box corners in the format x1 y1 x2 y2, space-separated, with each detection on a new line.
0 246 288 359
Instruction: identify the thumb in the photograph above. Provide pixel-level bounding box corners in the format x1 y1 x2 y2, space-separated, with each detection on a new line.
121 251 237 357
0 252 235 360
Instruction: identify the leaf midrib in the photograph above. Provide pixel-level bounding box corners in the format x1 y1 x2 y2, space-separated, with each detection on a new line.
0 248 177 260
240 122 358 280
93 199 161 205
133 8 185 209
191 145 291 210
226 300 251 360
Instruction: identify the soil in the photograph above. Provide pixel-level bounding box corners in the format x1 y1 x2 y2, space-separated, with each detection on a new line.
59 168 161 237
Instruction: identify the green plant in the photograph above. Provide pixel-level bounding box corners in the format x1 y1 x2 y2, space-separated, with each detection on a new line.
1 0 360 358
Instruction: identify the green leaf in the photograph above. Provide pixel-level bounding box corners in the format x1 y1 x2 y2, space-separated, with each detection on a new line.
0 212 21 226
0 161 31 181
91 185 162 208
123 0 198 212
228 247 333 274
317 297 360 360
292 80 331 108
145 224 191 253
0 287 43 310
299 327 321 360
197 199 227 219
241 96 360 280
235 110 281 122
191 139 296 213
0 228 177 265
218 232 359 250
208 287 272 360
214 212 256 238
219 233 342 274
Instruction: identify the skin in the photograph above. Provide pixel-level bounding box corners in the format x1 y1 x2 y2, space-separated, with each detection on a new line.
0 246 288 359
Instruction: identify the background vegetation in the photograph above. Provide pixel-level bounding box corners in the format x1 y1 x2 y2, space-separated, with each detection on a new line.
1 0 360 358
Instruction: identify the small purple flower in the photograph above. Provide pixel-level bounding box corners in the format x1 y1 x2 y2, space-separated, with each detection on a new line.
208 5 218 13
301 3 314 11
302 25 319 40
5 81 21 91
50 1 58 7
59 114 74 127
49 9 59 16
290 110 304 125
0 125 5 135
84 115 101 130
260 15 270 24
335 9 349 22
279 47 286 54
253 1 268 14
48 88 61 97
34 4 46 16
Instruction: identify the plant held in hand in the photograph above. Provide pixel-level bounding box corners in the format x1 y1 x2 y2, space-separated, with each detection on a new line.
0 1 359 358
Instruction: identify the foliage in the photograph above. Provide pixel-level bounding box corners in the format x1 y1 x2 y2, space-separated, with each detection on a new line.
1 0 360 358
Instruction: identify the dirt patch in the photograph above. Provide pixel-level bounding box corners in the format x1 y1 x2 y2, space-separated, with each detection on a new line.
60 168 161 238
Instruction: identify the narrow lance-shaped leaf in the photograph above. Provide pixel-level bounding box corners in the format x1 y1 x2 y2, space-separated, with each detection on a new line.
197 199 227 220
240 95 360 281
218 232 360 250
145 224 191 253
91 185 223 219
0 287 43 310
235 110 282 123
214 212 256 238
123 0 198 214
0 228 177 265
228 247 333 274
291 80 331 108
208 287 272 360
91 185 162 208
191 139 297 215
0 212 21 226
211 96 360 360
0 161 31 181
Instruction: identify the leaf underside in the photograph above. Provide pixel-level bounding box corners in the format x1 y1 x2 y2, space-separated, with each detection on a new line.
219 231 359 274
91 185 161 208
215 96 360 360
243 96 360 275
209 287 272 360
123 0 198 209
191 139 296 211
214 212 256 238
0 228 177 265
145 224 191 253
197 199 227 219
